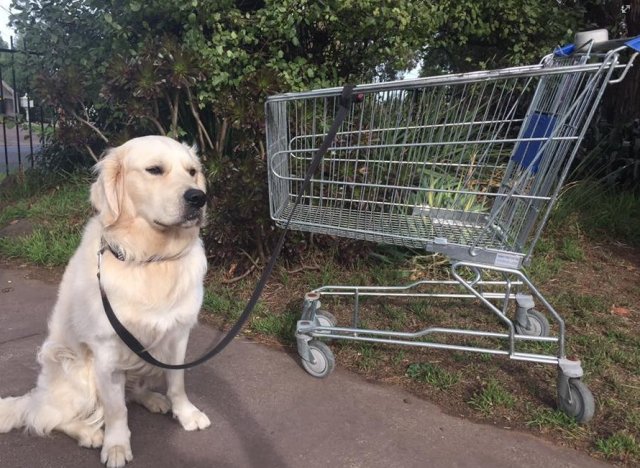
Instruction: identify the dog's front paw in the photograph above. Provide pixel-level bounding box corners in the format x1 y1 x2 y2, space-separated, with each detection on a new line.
101 443 133 468
175 408 211 431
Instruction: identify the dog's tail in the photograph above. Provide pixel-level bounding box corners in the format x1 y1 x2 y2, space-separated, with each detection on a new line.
0 394 31 433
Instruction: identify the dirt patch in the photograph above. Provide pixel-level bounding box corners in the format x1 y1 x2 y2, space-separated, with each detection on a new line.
0 218 35 239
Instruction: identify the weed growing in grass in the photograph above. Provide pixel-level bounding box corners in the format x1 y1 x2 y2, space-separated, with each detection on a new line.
479 353 493 362
595 431 640 460
534 237 554 255
526 408 584 437
526 256 563 283
0 169 75 203
202 289 244 320
451 351 470 363
407 299 433 321
0 226 83 266
319 261 341 286
517 339 557 356
406 362 460 390
27 181 90 221
0 174 90 266
553 291 608 320
251 310 298 344
356 343 380 372
571 332 638 376
382 303 408 329
468 378 515 415
278 268 291 288
392 350 407 366
627 412 640 434
553 182 640 247
0 202 29 225
561 237 584 261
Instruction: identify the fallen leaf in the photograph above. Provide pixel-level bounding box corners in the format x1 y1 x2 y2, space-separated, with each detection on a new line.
611 305 631 317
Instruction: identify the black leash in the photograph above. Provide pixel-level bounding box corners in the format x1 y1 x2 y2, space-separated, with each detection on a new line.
98 84 357 370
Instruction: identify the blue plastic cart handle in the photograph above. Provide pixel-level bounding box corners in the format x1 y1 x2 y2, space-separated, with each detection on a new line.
554 44 575 57
626 36 640 52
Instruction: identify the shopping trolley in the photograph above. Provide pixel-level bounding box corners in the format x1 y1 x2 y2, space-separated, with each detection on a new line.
265 35 640 423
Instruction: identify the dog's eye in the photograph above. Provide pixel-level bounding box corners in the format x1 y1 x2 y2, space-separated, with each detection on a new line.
146 166 164 175
188 168 197 177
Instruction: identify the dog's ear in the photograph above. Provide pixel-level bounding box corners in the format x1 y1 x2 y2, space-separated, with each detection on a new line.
90 148 124 226
182 141 200 160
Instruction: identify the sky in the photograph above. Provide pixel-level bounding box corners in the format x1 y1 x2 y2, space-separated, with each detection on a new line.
0 0 14 44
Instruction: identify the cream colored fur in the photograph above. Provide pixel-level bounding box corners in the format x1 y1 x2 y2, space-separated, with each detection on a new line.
0 136 211 467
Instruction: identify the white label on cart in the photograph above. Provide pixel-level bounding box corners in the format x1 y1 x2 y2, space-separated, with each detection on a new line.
494 253 521 269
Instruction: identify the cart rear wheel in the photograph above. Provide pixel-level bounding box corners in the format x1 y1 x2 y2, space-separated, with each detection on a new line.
515 309 550 337
316 310 338 328
301 340 335 378
557 378 595 423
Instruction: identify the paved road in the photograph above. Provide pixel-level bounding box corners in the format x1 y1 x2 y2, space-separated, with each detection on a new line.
2 145 41 172
0 265 610 468
0 126 42 173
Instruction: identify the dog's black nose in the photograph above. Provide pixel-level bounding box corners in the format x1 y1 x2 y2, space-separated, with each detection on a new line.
184 189 206 208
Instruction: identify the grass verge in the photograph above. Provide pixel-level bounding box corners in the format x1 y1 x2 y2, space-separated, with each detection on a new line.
0 171 90 266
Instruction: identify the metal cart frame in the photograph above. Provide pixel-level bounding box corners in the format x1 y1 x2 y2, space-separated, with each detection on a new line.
265 38 639 423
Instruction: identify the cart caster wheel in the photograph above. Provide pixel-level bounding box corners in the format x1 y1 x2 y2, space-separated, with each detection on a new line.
515 309 550 337
316 310 338 328
301 340 335 378
557 377 595 423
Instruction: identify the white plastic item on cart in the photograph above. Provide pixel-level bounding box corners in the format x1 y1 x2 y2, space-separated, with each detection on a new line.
575 29 609 50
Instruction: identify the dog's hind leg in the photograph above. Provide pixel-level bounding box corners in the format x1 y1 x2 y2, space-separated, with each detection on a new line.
0 395 31 433
58 419 104 448
127 376 170 414
129 389 171 414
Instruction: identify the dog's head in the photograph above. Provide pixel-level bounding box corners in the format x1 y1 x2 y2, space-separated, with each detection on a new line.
91 136 207 231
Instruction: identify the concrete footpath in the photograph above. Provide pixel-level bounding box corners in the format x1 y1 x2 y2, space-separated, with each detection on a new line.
0 266 609 468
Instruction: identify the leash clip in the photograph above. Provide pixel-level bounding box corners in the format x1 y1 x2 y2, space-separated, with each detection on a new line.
97 239 107 280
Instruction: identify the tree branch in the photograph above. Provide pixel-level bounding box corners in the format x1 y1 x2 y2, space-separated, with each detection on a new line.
84 144 99 163
216 117 229 156
185 84 214 151
141 115 167 135
170 90 180 138
70 109 109 143
221 265 256 284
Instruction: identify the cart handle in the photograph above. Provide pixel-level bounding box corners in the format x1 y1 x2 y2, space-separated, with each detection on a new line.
592 35 640 53
554 34 640 57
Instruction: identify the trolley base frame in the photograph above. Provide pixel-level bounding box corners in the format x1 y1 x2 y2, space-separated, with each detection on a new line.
295 261 594 423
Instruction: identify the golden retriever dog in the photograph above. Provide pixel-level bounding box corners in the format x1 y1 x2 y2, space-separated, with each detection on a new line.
0 135 211 467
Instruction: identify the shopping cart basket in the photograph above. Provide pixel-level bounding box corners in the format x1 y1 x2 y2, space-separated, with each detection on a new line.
265 35 640 423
